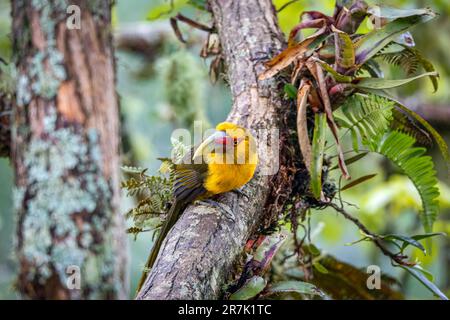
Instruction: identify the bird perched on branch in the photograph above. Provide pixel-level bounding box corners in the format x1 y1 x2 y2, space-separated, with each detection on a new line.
136 122 258 292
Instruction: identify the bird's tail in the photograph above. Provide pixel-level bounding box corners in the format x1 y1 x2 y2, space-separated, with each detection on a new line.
136 200 185 294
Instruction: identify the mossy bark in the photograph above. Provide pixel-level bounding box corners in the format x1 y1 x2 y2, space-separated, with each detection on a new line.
137 0 304 300
11 0 127 299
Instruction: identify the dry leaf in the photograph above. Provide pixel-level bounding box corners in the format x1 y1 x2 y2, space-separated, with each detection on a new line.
296 81 312 171
258 26 327 81
315 61 350 179
288 18 326 47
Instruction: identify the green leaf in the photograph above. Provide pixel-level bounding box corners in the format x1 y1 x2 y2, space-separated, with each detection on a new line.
412 265 434 282
305 244 321 256
313 262 329 274
400 265 448 300
382 234 426 254
330 152 369 171
358 90 450 176
354 71 438 90
410 48 439 92
146 0 189 20
284 83 297 99
393 100 450 177
350 128 360 152
359 59 384 78
332 26 355 72
367 6 434 20
411 232 446 242
187 0 207 10
377 46 439 91
310 113 327 199
318 60 353 83
402 232 447 253
229 276 267 300
341 173 377 191
336 93 394 149
371 131 440 233
338 92 441 233
354 10 436 65
396 232 446 253
267 280 323 296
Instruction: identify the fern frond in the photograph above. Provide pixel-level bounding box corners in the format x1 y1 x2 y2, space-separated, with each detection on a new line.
336 93 440 232
377 45 438 91
122 166 173 236
391 109 433 147
370 131 440 232
357 59 383 78
379 48 420 75
336 93 394 151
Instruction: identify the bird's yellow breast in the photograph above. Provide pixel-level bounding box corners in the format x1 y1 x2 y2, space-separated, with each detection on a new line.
204 163 257 195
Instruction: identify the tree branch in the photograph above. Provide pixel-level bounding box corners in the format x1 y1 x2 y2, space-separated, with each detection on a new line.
328 202 412 266
114 21 205 59
136 0 289 300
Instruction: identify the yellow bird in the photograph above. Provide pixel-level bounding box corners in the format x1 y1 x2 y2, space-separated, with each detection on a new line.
137 122 258 291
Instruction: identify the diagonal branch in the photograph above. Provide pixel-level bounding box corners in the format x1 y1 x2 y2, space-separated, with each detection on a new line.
136 0 292 300
328 202 412 266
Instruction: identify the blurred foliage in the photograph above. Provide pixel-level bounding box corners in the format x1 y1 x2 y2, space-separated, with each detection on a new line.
155 49 209 127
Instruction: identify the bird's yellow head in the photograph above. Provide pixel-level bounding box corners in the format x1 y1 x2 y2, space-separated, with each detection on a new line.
193 122 258 165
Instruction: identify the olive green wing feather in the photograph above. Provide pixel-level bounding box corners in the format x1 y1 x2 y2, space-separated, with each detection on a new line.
172 146 209 202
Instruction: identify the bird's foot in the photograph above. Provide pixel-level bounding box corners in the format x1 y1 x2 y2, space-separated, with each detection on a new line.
195 199 235 222
232 188 249 200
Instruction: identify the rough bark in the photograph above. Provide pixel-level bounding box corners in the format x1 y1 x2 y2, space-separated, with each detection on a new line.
12 1 127 299
137 0 292 300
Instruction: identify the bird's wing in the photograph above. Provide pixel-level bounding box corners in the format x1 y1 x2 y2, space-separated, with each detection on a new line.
172 146 209 202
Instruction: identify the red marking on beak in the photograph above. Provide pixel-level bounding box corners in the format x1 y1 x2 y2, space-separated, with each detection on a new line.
215 136 230 145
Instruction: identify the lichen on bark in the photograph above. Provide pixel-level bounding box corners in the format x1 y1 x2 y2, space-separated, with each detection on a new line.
12 0 127 299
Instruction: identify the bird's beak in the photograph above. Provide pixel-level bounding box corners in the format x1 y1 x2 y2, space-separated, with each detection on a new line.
193 131 227 159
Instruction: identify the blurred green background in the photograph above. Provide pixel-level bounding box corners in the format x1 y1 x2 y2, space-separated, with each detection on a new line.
0 0 449 299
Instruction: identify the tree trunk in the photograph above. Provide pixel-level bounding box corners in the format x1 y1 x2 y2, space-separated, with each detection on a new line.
137 0 302 300
12 1 127 299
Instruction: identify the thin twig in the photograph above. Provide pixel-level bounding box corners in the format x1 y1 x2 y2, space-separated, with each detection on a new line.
277 0 300 13
170 13 213 44
170 17 186 43
175 13 213 32
328 202 414 266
